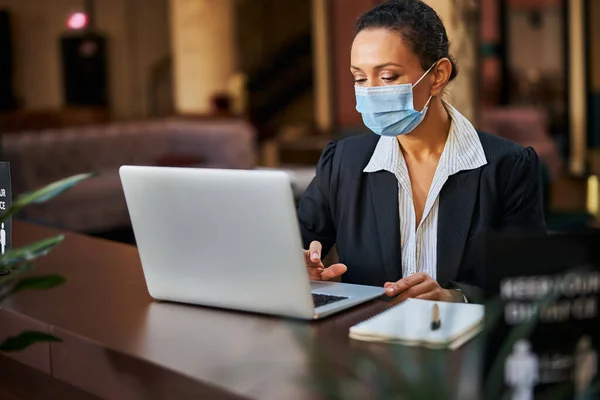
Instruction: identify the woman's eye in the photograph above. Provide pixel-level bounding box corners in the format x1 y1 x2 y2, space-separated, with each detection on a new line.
382 76 398 82
354 78 367 84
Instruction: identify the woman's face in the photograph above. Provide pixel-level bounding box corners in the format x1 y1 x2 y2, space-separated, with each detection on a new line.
351 28 436 110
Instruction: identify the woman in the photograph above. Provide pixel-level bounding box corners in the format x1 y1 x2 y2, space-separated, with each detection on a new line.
297 0 546 304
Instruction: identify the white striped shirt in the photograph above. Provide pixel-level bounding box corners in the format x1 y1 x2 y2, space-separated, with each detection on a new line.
363 104 487 280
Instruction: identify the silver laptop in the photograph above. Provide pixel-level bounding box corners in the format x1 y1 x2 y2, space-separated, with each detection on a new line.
119 166 384 320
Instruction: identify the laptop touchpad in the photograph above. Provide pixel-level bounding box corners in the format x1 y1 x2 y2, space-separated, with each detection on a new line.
310 281 338 291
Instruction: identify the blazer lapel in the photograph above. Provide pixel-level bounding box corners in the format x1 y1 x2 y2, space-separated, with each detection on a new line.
437 169 481 285
368 171 402 282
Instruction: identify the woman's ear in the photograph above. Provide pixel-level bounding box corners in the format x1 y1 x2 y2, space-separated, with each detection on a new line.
431 58 452 96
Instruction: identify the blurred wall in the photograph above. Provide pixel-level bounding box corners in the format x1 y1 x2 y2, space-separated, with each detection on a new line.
507 8 563 75
591 0 600 93
329 0 378 130
480 0 501 106
124 0 171 118
424 0 478 123
508 0 561 6
0 0 170 120
312 0 333 132
170 0 236 115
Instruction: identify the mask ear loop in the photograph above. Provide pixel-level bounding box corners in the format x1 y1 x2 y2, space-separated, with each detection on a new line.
413 62 437 112
422 95 433 110
412 62 438 88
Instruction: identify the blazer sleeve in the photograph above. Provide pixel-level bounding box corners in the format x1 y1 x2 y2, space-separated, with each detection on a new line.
500 146 547 233
296 141 338 257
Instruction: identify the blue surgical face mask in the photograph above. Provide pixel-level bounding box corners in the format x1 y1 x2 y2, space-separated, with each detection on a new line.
355 63 436 137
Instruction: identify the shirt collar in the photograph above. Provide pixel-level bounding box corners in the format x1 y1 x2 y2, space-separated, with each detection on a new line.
363 103 487 176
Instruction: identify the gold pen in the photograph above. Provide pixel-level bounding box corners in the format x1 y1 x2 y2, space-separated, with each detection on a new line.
431 303 441 330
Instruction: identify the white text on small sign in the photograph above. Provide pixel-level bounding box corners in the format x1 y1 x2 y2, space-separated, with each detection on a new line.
0 188 6 210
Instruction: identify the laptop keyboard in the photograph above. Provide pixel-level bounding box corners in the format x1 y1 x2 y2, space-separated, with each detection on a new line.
312 293 348 308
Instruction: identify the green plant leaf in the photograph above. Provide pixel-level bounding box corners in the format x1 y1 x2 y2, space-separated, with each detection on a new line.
15 173 96 205
0 261 34 282
0 330 61 352
482 296 505 337
0 262 34 303
12 275 66 294
0 273 65 304
536 382 575 400
0 173 84 355
0 172 95 224
0 235 64 268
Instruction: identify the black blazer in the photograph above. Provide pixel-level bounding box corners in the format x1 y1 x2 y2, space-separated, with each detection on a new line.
297 131 546 303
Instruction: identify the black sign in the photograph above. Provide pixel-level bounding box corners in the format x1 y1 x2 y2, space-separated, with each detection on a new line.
483 233 600 400
0 161 11 274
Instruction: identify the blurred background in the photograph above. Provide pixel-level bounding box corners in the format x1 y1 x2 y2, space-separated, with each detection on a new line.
0 0 598 242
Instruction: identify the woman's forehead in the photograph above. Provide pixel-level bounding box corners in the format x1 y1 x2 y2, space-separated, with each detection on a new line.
350 28 419 69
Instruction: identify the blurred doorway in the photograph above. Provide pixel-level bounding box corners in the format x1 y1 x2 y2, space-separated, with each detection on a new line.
587 0 600 151
479 0 568 179
233 0 315 142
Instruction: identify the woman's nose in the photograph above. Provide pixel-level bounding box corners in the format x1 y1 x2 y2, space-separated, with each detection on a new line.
364 78 384 87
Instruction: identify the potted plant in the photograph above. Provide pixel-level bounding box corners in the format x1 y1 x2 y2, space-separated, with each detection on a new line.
0 172 93 351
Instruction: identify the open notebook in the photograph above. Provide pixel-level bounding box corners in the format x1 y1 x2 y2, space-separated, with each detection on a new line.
349 298 484 350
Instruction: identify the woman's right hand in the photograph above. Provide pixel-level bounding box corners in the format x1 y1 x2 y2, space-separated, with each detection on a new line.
305 241 347 281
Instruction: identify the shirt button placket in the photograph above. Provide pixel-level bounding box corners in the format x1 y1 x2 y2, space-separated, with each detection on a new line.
409 237 416 276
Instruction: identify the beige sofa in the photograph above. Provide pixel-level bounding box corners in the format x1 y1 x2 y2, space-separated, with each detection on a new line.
2 118 257 233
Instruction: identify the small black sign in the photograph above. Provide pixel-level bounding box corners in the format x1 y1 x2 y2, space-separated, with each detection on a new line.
483 233 600 400
0 162 11 273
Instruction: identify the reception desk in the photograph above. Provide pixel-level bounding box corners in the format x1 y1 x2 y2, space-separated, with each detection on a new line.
0 222 481 399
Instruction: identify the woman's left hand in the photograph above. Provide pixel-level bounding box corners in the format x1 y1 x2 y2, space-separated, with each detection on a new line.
384 272 455 303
